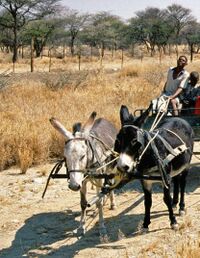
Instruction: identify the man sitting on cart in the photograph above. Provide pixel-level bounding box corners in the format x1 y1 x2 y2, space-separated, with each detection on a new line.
180 71 200 114
161 55 189 116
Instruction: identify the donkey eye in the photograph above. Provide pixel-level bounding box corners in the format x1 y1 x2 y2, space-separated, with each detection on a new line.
131 139 137 146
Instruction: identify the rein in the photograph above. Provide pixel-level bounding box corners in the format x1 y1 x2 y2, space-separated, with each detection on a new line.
150 97 170 131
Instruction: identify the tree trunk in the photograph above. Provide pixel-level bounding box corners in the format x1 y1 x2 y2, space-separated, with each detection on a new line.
190 43 194 62
131 43 135 57
21 45 24 59
12 16 18 64
70 36 75 56
30 37 34 72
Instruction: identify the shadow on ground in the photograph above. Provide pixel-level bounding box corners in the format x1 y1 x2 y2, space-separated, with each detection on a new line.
1 165 199 258
0 195 147 258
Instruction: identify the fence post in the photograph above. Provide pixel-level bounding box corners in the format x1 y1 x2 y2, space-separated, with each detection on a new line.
30 37 34 72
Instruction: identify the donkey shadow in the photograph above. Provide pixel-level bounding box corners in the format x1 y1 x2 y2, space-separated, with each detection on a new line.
1 165 199 257
0 195 151 258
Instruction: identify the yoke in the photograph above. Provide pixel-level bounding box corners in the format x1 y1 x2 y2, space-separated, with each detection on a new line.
41 158 164 199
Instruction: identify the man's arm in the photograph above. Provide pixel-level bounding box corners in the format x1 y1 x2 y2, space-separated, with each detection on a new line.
169 87 183 99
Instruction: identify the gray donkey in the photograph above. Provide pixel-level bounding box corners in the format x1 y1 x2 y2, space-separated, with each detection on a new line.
50 112 118 238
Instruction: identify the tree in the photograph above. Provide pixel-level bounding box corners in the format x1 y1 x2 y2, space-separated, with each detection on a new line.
0 0 61 63
128 8 173 56
182 21 200 61
22 18 62 57
165 4 196 56
62 9 90 56
81 12 124 58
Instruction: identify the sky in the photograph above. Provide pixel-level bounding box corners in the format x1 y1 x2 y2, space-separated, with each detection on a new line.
61 0 200 21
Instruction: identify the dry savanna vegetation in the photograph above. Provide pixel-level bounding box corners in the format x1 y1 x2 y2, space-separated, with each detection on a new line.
0 48 200 257
0 49 200 258
1 48 200 173
0 49 167 172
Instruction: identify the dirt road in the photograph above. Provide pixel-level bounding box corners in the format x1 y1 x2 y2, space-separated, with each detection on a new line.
0 153 200 258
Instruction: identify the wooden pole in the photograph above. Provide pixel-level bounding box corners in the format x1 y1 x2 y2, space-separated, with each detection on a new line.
49 48 52 72
121 48 124 69
78 52 81 71
30 37 34 72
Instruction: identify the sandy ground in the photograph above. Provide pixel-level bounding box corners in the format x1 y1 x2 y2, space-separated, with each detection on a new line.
0 146 200 258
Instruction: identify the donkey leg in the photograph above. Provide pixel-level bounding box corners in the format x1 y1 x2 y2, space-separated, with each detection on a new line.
142 181 152 231
97 199 108 239
163 186 178 230
179 171 188 216
78 181 88 236
172 176 180 210
95 186 107 238
109 190 116 210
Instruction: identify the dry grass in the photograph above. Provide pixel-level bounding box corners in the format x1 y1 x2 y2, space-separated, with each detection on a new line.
176 235 200 258
0 51 199 173
179 216 193 231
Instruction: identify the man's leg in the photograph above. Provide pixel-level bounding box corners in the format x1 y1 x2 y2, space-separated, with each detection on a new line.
171 99 179 116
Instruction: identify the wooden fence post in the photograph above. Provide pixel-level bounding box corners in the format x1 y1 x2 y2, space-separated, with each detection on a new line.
30 37 34 72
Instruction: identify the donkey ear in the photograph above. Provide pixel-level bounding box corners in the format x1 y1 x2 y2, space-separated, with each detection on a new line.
50 117 73 140
120 105 130 125
134 102 153 127
82 111 97 134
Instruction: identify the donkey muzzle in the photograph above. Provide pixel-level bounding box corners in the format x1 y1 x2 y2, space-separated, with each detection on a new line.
68 183 81 191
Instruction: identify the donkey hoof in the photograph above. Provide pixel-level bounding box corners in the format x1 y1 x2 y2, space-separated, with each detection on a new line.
171 223 179 231
172 204 177 212
99 227 107 236
179 209 186 216
141 227 149 234
77 227 86 236
110 204 116 210
100 234 109 243
99 227 109 243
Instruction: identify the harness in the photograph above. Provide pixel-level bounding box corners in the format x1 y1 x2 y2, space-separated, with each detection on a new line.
65 134 114 175
42 133 118 197
123 124 189 188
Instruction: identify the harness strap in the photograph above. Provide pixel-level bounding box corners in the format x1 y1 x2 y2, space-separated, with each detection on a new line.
155 133 187 157
152 130 188 166
145 132 171 188
42 159 65 198
88 139 103 167
145 130 189 188
163 144 188 166
89 133 118 156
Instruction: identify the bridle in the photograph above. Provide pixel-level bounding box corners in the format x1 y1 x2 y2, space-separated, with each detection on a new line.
64 134 112 177
122 124 146 160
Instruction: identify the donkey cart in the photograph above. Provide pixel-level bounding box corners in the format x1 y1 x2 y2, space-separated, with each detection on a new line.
42 103 200 207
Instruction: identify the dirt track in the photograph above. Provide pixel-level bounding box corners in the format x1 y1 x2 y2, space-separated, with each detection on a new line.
0 150 200 258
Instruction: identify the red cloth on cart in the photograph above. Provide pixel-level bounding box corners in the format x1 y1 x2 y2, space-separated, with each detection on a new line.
194 96 200 115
